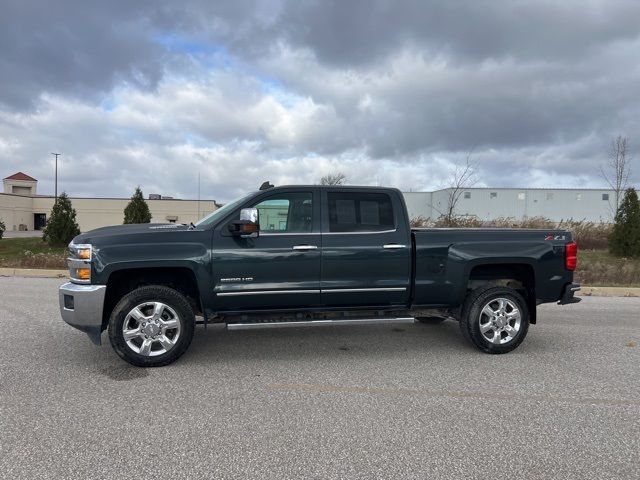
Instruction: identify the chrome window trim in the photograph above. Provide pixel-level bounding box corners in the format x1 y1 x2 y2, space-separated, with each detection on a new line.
323 229 398 235
249 230 399 236
260 232 321 236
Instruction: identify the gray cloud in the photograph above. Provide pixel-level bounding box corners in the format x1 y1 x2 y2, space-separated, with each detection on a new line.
0 0 639 202
0 0 163 109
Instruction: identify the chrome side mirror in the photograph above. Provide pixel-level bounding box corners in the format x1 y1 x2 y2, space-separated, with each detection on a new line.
240 208 258 223
228 208 260 238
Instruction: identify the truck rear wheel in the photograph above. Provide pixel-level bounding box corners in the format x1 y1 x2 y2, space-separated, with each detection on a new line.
108 285 195 367
459 286 529 354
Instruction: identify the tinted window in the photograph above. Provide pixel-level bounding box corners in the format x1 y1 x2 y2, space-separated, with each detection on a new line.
253 192 312 233
328 192 395 232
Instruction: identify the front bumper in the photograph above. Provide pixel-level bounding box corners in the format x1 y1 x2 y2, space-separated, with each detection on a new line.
558 282 581 305
59 282 107 345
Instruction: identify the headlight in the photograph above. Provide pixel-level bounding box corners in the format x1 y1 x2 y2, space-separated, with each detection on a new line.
69 243 92 260
68 243 92 283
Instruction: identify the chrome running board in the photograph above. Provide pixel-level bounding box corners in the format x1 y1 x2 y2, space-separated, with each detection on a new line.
226 317 416 330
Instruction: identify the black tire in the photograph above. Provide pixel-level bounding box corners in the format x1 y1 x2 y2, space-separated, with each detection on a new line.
459 286 529 354
108 285 195 367
415 316 448 324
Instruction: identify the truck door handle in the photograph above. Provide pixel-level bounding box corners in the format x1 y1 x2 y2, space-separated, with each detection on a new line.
292 245 318 250
383 243 406 249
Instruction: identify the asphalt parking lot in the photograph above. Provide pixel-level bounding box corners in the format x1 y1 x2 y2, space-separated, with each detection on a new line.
1 277 638 479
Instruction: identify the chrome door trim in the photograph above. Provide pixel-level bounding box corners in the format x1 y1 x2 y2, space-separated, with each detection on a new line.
217 287 406 296
382 244 407 249
216 289 321 297
322 287 407 293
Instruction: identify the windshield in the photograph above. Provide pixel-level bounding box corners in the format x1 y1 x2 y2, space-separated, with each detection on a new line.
195 192 255 228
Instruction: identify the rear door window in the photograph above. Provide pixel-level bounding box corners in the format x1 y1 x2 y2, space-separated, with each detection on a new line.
327 192 395 232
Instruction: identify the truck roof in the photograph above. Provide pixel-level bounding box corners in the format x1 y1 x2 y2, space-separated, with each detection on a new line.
264 184 402 192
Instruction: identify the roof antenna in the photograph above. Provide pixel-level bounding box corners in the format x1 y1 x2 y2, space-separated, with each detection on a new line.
259 181 274 190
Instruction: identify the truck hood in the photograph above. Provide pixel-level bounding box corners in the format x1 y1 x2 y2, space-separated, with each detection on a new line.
72 223 189 245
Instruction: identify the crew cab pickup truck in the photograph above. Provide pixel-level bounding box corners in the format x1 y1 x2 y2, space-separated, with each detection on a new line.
59 185 580 367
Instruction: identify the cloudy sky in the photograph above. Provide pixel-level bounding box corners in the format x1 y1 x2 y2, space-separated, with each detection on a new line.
1 0 639 202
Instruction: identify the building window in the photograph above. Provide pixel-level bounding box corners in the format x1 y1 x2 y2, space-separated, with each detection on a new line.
490 192 497 199
464 192 471 199
576 193 582 201
546 192 554 200
518 192 525 200
602 193 609 201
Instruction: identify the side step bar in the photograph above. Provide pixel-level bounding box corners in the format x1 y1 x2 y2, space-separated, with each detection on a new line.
226 317 416 330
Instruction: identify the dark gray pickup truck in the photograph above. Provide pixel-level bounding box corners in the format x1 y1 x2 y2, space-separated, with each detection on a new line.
59 185 580 366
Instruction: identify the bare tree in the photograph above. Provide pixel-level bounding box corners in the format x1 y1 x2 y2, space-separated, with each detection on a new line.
441 153 478 225
600 135 631 215
320 172 347 185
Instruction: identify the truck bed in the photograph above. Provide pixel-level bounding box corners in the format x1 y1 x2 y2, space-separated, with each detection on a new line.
410 228 573 308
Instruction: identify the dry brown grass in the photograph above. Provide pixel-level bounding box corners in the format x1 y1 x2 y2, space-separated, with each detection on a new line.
0 238 67 269
410 216 612 250
574 250 640 287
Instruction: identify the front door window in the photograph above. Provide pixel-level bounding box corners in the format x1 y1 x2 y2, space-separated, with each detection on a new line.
253 193 313 233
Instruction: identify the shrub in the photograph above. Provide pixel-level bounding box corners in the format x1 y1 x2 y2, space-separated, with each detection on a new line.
410 216 432 228
609 188 640 257
42 193 81 246
124 186 152 224
0 218 5 239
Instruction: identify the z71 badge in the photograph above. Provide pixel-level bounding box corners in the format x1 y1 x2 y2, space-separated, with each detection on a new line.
545 234 566 241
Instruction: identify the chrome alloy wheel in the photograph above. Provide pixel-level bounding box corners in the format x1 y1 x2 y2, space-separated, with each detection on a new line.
478 297 521 345
122 302 181 356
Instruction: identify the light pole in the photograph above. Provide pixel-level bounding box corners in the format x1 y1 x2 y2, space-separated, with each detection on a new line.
51 153 61 201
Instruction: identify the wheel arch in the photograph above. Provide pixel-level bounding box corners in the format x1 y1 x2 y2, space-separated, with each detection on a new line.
102 266 202 331
465 262 537 324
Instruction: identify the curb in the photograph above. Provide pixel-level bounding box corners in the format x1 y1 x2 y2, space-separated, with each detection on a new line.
0 268 67 278
578 286 640 298
0 268 639 298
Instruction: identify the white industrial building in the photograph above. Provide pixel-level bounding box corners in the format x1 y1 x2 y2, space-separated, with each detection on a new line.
0 171 620 233
403 187 617 223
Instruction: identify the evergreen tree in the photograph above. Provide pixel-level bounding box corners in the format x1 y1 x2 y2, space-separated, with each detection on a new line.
0 218 6 239
609 187 640 257
123 186 152 224
43 193 81 246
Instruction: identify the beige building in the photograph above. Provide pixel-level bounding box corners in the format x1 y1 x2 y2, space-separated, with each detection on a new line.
1 172 220 232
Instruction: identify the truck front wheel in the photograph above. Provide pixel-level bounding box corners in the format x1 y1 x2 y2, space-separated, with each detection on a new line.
459 286 530 354
108 285 195 367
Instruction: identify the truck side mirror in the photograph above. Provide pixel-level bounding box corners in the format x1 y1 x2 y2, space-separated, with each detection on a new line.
228 208 260 238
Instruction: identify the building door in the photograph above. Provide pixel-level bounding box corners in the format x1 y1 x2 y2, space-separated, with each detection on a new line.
34 213 47 230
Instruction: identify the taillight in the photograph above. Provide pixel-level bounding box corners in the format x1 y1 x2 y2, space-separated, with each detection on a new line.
565 241 577 271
